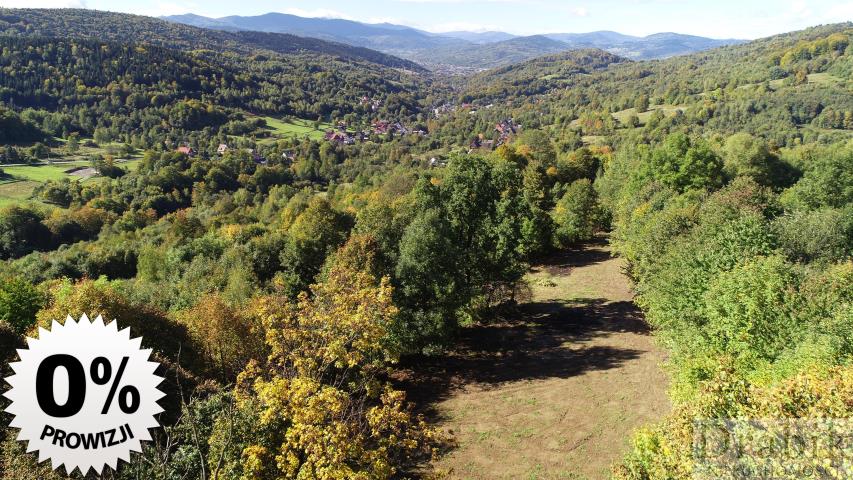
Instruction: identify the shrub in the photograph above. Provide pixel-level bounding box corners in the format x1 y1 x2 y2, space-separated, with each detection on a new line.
773 206 853 263
615 367 853 480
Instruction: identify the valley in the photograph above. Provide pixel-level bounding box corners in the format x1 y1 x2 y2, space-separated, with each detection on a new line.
0 5 851 480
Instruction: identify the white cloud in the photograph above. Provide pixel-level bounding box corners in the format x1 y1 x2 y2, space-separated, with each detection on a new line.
789 0 812 18
571 6 589 17
103 0 204 17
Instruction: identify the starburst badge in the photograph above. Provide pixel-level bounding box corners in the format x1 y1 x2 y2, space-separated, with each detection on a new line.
3 314 165 475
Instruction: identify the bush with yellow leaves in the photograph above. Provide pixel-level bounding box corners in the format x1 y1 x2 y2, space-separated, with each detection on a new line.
209 243 439 479
614 366 853 480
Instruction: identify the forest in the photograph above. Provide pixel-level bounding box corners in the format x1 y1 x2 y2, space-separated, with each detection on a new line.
0 7 851 480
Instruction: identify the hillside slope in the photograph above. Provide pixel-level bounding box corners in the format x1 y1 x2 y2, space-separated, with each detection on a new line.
415 35 574 71
547 31 743 60
460 23 853 145
163 12 744 70
162 11 470 61
1 8 425 71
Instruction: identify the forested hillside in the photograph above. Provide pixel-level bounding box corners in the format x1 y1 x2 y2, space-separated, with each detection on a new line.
458 23 853 146
0 35 427 148
0 8 851 480
0 9 425 70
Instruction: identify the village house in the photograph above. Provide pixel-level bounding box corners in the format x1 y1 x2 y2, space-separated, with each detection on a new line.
177 146 195 157
433 103 455 117
495 118 522 146
469 135 496 151
393 122 409 135
324 130 355 145
429 157 447 168
246 149 267 164
362 96 382 111
372 120 391 135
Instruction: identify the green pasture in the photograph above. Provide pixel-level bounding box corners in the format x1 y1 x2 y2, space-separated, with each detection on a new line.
0 158 138 206
262 117 333 141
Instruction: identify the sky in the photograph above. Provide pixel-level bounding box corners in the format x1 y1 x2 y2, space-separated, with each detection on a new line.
1 0 852 39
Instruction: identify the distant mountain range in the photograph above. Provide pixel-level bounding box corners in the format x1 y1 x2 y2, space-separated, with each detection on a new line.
162 12 746 71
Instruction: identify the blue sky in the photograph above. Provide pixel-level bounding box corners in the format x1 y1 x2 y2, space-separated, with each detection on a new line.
3 0 852 39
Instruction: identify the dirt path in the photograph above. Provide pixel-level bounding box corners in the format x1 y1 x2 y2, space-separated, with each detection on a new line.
403 238 670 479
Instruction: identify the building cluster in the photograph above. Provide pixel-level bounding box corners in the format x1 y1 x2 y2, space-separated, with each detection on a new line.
360 96 383 112
176 143 265 164
321 120 427 145
495 118 521 144
433 102 497 118
469 118 522 151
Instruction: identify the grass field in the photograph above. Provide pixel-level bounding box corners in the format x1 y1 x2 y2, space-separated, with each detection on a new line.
0 158 139 207
807 72 843 86
570 104 686 133
0 181 42 208
262 117 333 141
2 162 90 182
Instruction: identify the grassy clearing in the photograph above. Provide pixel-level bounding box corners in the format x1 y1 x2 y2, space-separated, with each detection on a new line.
119 158 143 172
416 239 670 479
807 72 843 86
746 73 842 91
0 180 41 207
580 135 606 145
0 158 137 206
262 117 333 141
1 163 89 182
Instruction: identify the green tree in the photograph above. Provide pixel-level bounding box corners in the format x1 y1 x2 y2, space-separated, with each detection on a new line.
723 133 794 186
0 276 44 334
634 94 650 113
646 133 725 192
66 132 80 154
278 197 350 297
551 179 600 247
0 206 52 259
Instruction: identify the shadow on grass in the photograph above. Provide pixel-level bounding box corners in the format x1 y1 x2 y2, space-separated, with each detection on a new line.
535 235 613 276
396 239 650 412
397 298 648 411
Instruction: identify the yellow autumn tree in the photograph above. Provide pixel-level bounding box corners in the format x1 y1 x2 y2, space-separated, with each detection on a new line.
216 246 438 479
175 294 266 382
